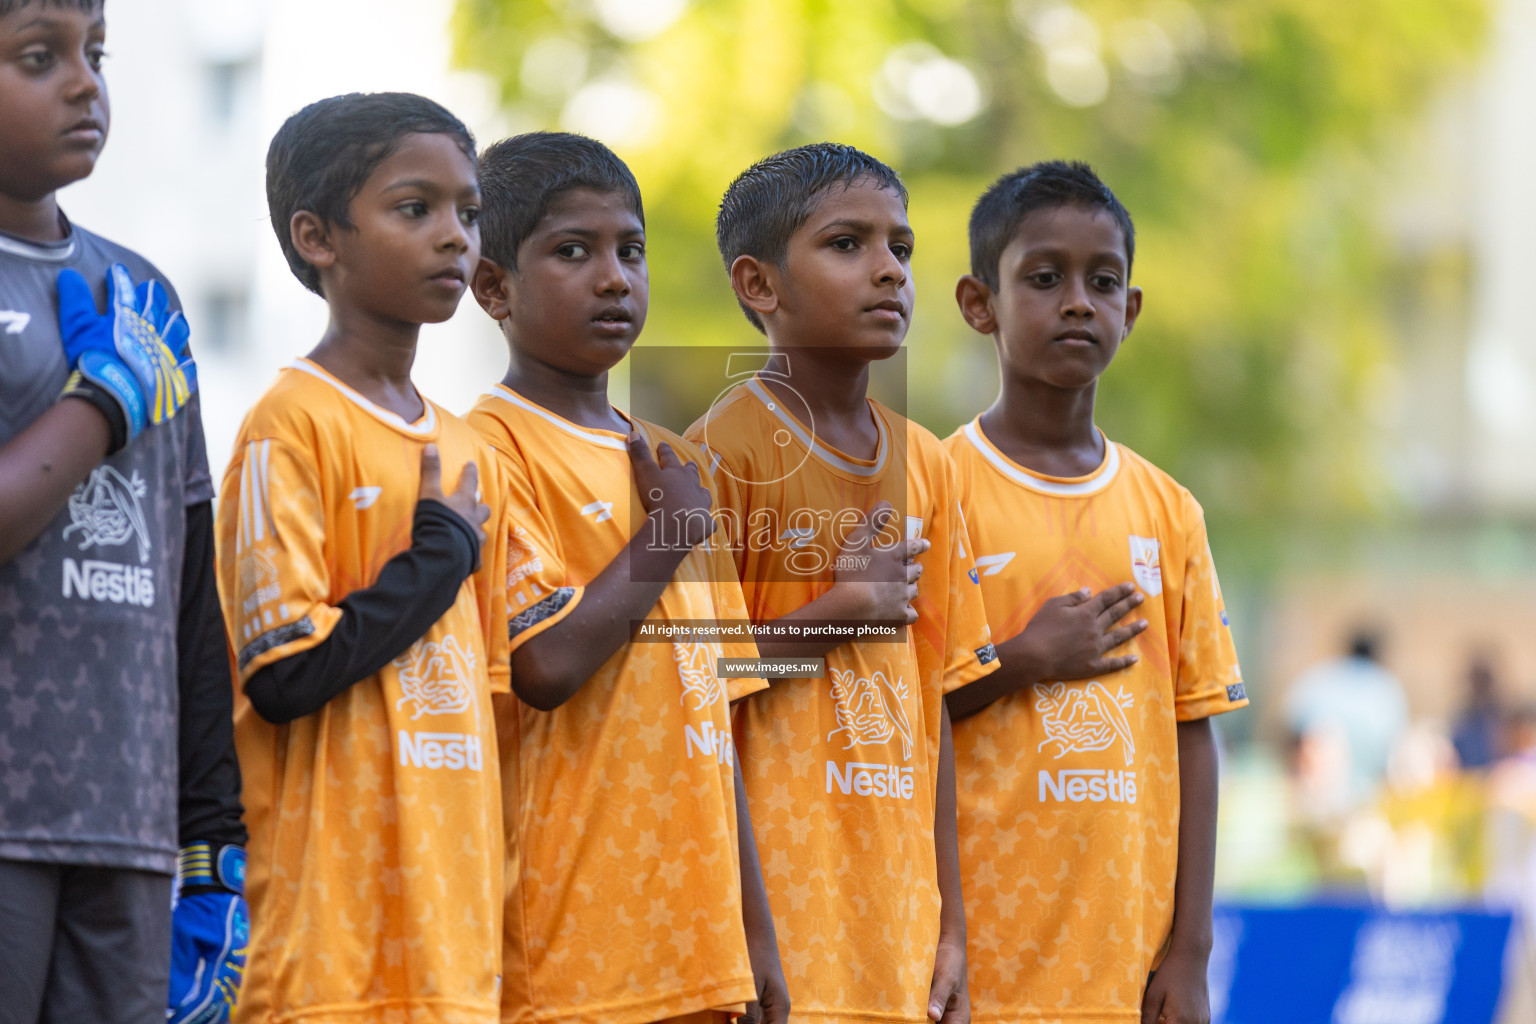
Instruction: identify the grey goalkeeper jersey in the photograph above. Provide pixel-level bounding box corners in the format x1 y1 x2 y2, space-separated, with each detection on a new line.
0 220 212 874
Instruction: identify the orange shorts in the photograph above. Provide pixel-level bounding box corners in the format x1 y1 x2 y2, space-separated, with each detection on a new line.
651 1011 739 1024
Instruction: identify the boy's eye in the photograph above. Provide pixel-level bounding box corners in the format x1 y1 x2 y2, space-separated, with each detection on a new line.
1030 271 1060 287
557 243 588 259
830 236 858 252
20 47 55 70
399 201 428 218
460 207 480 226
1092 273 1120 290
619 242 645 260
891 242 913 261
87 47 106 71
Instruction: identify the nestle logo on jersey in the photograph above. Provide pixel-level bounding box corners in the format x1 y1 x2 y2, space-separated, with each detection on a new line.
398 730 482 771
826 760 915 799
62 558 155 607
684 720 735 765
1038 768 1137 804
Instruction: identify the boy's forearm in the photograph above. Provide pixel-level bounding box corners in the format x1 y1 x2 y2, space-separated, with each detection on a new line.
944 633 1037 721
1169 717 1219 956
509 527 689 709
734 758 783 981
934 703 967 938
0 398 111 563
177 501 247 847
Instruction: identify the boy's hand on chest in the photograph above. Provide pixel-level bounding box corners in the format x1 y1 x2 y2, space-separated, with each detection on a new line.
1008 582 1148 684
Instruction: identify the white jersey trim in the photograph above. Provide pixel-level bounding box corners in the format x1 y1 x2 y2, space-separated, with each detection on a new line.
486 384 630 451
745 376 889 478
0 231 76 262
288 359 438 435
961 419 1120 496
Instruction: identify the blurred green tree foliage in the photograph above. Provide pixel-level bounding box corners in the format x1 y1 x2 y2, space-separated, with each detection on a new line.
453 0 1485 531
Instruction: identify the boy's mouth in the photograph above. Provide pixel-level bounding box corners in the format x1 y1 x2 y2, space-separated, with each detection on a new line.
865 299 906 322
430 267 466 287
591 306 634 332
62 117 104 143
1055 328 1097 343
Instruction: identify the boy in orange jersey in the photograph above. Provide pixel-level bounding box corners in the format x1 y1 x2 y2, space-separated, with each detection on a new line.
215 93 513 1023
686 143 999 1024
463 132 788 1024
944 161 1248 1024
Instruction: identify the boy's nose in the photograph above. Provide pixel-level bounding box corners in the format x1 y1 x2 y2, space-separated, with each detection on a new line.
594 252 631 295
1061 279 1094 317
436 214 473 253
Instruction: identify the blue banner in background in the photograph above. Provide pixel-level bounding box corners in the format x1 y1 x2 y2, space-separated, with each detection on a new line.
1208 905 1517 1024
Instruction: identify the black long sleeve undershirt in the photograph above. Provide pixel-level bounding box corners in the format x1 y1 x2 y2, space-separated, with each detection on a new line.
177 500 247 847
244 500 479 725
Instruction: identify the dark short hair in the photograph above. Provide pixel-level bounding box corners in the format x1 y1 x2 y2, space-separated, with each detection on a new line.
968 160 1135 290
265 92 476 295
0 0 101 17
716 143 908 331
477 132 643 272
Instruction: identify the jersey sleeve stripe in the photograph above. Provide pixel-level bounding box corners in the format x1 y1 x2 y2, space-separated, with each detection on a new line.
239 448 255 552
238 616 316 670
255 439 272 543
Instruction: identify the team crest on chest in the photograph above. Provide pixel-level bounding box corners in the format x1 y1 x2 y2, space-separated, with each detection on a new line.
1128 534 1162 595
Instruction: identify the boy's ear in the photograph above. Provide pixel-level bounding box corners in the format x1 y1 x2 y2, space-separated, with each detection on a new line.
954 274 997 336
289 211 336 273
1121 285 1143 342
729 254 780 321
471 258 513 320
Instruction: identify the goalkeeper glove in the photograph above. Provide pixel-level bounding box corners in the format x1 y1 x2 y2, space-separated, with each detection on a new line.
57 263 197 451
168 843 248 1024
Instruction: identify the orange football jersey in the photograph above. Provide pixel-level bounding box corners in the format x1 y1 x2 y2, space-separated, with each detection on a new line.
685 378 997 1024
466 385 763 1024
216 359 510 1024
945 418 1247 1023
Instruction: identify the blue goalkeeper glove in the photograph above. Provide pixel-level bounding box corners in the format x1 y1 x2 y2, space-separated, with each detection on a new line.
57 263 196 448
168 843 248 1024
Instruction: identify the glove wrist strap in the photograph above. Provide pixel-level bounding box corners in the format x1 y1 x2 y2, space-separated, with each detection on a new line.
178 842 246 896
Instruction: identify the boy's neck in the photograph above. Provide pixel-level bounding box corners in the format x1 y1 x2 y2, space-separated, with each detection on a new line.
307 310 424 423
500 346 628 434
982 375 1105 478
0 192 66 243
760 339 880 461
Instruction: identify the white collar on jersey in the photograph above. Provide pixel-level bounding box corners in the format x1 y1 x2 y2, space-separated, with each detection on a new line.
961 419 1120 496
485 383 631 451
745 376 890 478
288 359 438 435
0 229 76 262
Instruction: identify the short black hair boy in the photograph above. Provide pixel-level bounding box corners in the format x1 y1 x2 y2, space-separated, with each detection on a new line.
686 141 998 1024
466 131 789 1023
967 159 1135 288
476 129 643 272
266 91 475 295
0 1 247 1021
945 160 1246 1024
715 142 907 330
